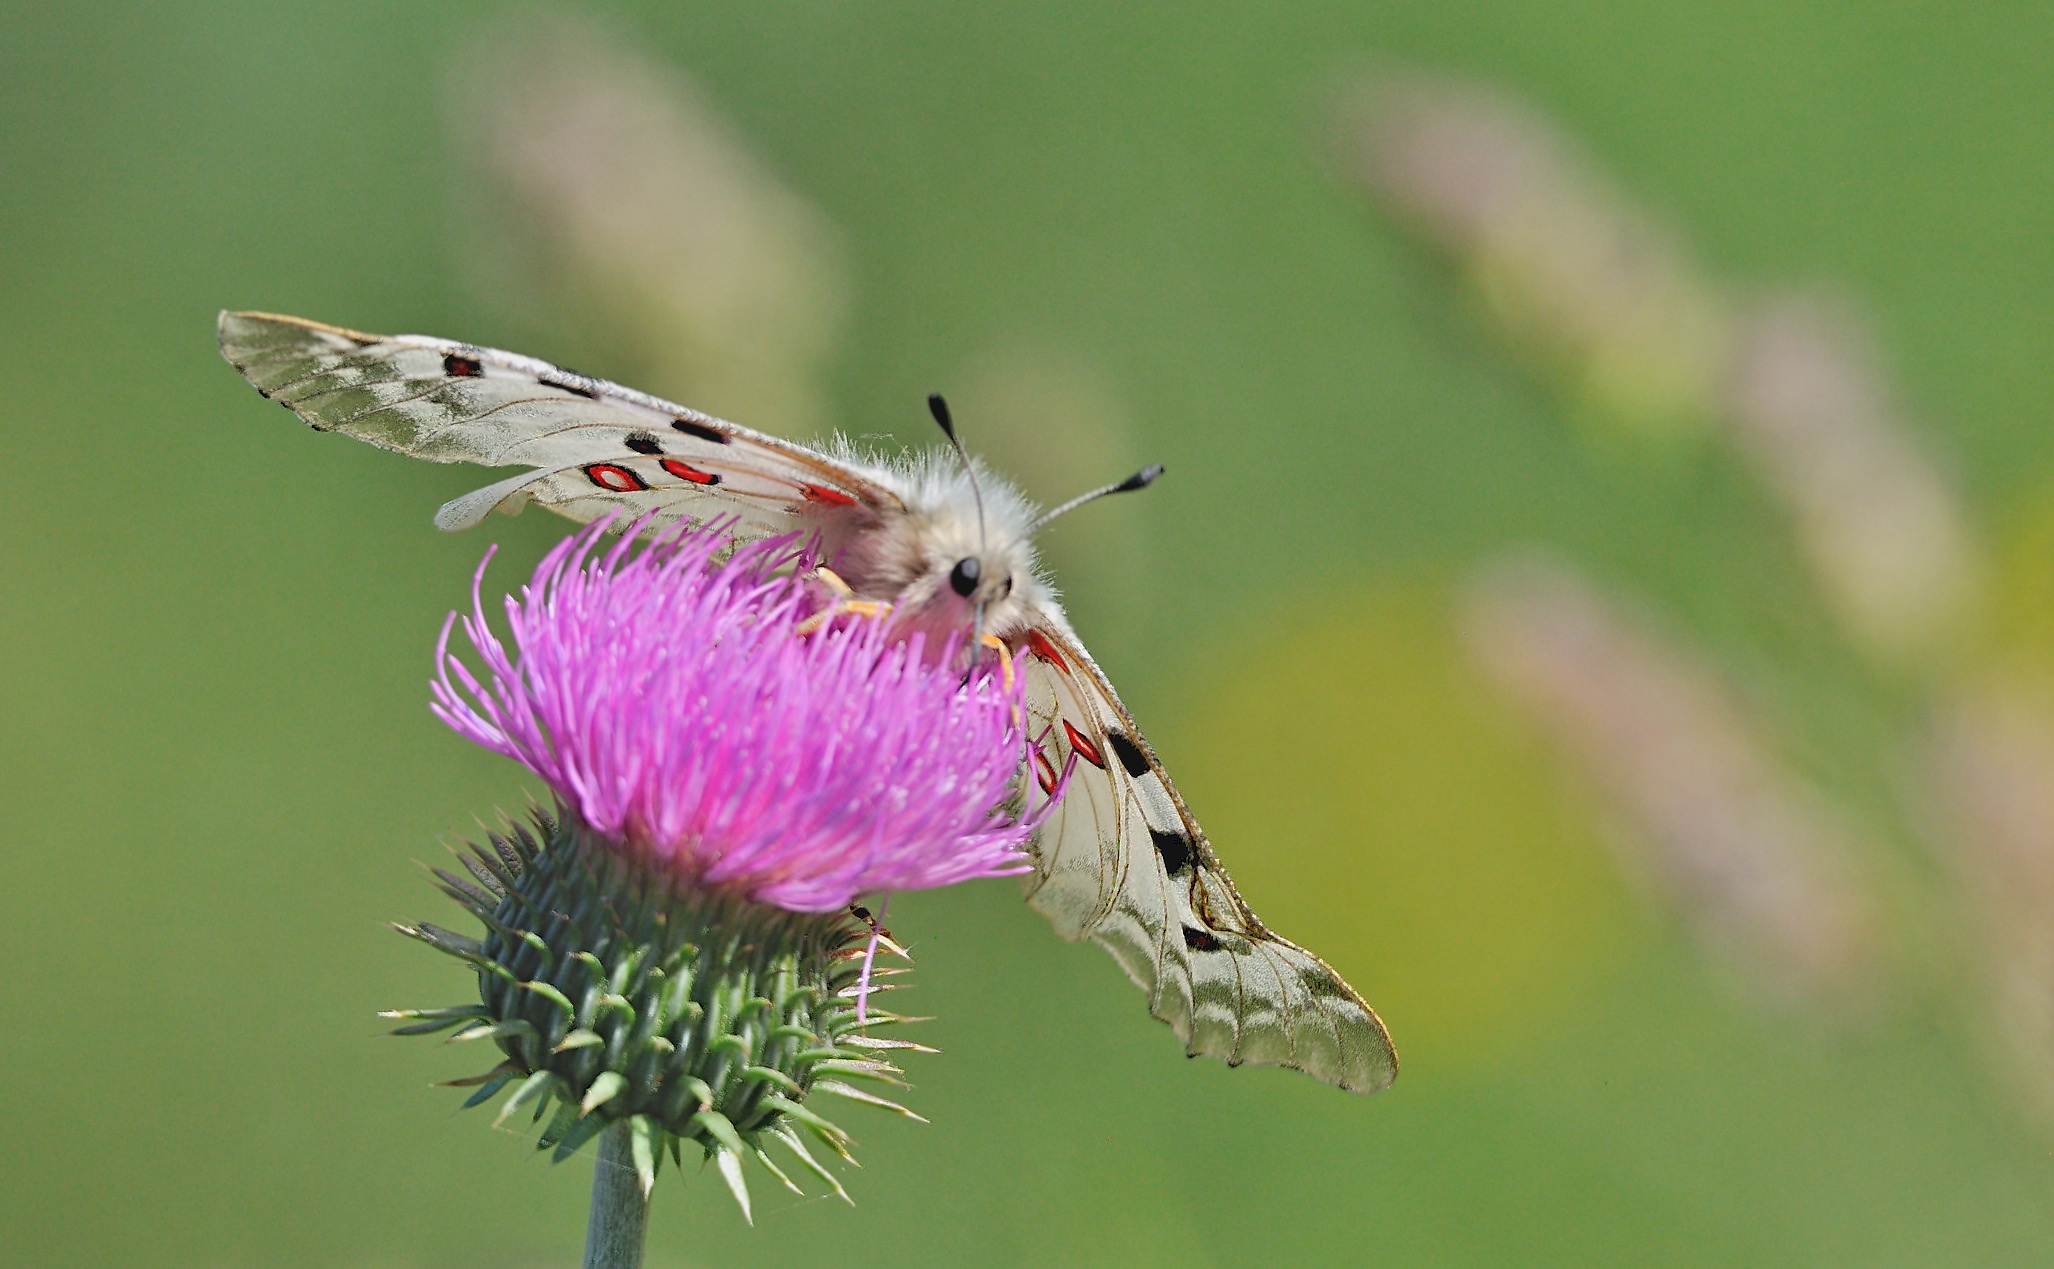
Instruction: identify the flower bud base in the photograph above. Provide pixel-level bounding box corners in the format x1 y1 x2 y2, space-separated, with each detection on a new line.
387 809 923 1215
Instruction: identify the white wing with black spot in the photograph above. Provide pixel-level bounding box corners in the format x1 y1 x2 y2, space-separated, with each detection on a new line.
1017 619 1397 1094
217 311 902 538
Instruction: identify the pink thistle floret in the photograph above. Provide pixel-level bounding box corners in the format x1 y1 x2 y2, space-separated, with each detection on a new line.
431 516 1053 912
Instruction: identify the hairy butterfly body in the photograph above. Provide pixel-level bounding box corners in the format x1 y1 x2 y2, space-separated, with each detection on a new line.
218 309 1397 1093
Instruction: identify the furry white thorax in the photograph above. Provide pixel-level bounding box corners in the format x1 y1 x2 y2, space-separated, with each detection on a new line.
819 441 1060 643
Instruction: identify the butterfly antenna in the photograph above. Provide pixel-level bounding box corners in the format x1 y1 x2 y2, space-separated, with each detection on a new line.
927 393 986 549
929 392 997 671
1029 463 1166 533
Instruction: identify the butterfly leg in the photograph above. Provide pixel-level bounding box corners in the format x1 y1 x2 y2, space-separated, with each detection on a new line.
795 567 895 636
978 633 1017 693
812 566 857 599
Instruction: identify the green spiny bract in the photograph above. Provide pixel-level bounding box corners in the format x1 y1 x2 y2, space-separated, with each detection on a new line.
384 809 930 1219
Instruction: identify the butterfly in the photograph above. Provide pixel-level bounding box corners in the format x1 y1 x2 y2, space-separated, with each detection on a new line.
218 309 1397 1093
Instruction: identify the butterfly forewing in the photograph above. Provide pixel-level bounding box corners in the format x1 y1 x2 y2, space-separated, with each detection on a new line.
1019 620 1397 1094
218 311 896 538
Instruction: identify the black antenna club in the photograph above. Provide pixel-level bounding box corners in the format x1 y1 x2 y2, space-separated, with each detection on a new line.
928 392 987 547
1030 463 1168 532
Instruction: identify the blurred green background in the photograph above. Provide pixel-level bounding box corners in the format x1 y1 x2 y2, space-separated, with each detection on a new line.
7 2 2054 1264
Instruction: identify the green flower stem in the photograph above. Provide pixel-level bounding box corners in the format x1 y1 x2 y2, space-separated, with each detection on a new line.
583 1121 649 1269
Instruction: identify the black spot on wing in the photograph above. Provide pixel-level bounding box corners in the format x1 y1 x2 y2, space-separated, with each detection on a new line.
1299 965 1356 1005
1151 828 1193 876
672 418 730 444
549 378 600 400
1183 926 1222 952
442 353 484 378
1108 731 1150 778
624 433 663 454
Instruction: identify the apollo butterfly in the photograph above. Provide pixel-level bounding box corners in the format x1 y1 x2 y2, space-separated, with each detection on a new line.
219 310 1397 1092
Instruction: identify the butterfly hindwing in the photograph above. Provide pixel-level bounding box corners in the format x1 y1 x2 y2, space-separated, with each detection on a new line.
1019 619 1398 1094
217 311 899 537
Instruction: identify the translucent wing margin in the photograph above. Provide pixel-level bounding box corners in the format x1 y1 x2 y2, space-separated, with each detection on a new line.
1017 619 1397 1093
217 311 903 538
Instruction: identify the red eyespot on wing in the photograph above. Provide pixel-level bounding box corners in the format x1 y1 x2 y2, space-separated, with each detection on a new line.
1032 744 1060 795
1062 720 1106 770
1026 629 1069 672
800 483 857 507
443 353 484 378
659 458 720 486
584 463 648 493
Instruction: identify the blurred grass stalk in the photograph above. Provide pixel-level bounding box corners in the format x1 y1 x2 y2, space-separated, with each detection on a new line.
1725 298 1985 669
1465 560 1881 1013
1335 71 1729 451
1932 690 2054 1122
1334 70 1983 671
1337 66 2054 1117
446 10 847 434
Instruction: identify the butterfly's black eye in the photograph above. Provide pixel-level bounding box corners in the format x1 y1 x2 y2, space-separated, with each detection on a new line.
949 557 981 597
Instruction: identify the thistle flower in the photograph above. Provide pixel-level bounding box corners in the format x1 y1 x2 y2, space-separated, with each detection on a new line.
431 518 1037 909
386 517 1051 1237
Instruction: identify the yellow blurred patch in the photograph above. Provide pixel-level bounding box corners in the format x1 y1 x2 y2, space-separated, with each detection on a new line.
1988 489 2054 682
1160 585 1636 1077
